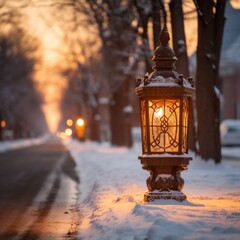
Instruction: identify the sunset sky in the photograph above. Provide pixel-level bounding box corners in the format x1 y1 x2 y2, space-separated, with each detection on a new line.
24 1 98 133
23 0 240 133
25 5 68 133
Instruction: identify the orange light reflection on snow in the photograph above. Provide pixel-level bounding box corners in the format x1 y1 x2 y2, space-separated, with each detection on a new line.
188 195 240 208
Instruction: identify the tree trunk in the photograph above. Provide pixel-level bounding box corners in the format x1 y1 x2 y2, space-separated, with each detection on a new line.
110 88 125 146
123 76 133 148
214 0 226 89
0 113 2 141
133 0 152 72
195 0 225 163
169 0 189 77
89 106 101 142
169 0 197 151
151 0 161 49
212 0 226 162
110 78 133 147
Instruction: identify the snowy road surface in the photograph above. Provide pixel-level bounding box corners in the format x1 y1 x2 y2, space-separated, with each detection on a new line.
0 140 80 240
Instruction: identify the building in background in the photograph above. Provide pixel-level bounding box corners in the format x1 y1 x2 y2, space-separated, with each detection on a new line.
220 1 240 120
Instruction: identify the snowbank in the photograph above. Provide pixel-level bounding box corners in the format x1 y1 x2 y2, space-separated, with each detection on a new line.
0 135 49 153
65 140 240 240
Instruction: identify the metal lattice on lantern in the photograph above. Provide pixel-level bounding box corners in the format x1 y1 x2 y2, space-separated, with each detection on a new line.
135 26 195 202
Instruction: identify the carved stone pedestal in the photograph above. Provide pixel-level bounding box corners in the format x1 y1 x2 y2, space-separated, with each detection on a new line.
139 155 192 202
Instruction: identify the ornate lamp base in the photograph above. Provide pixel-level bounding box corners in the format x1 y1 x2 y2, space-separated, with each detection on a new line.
144 190 187 202
139 155 192 203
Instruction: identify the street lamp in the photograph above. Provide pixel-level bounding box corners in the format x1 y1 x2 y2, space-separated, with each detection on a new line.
76 118 85 140
135 26 195 202
65 128 72 137
76 118 85 127
66 118 73 127
1 120 6 128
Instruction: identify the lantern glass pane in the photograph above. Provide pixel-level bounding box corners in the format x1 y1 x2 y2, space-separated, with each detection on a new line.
140 100 148 153
148 99 180 152
182 98 189 152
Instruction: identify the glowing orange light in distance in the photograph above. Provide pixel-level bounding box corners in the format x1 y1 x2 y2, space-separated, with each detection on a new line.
1 120 6 128
60 132 67 139
76 118 85 127
66 119 73 126
65 128 72 136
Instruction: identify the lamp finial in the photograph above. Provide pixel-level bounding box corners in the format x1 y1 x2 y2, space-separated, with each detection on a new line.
159 25 170 46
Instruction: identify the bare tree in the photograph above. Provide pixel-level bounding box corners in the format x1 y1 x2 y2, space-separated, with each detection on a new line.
54 6 104 141
58 0 141 146
169 0 189 77
169 0 197 151
193 0 226 163
49 0 226 161
0 6 48 139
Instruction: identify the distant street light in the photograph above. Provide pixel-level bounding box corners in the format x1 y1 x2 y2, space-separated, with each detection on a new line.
60 132 67 139
66 119 73 127
65 128 72 137
1 120 6 128
76 118 84 127
76 118 85 141
135 26 195 202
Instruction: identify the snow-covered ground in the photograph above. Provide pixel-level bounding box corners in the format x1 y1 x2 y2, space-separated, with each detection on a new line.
65 139 240 240
1 137 239 239
0 136 48 153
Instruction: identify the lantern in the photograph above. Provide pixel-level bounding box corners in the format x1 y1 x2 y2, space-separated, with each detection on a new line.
135 26 195 202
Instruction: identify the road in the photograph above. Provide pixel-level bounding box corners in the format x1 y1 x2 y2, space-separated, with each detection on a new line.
0 140 80 240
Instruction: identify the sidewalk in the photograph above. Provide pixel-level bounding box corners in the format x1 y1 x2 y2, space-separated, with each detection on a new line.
65 140 240 240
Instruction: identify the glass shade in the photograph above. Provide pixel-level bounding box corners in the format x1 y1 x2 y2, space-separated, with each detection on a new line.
140 98 190 154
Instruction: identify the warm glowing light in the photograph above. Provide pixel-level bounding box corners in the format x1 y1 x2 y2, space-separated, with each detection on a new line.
60 132 67 139
155 107 163 118
42 103 62 133
231 0 240 9
1 120 6 128
65 128 72 136
66 119 73 126
76 118 85 127
23 5 119 135
149 99 180 152
76 118 85 139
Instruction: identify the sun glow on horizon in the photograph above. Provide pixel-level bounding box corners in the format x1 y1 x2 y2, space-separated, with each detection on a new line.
42 103 61 133
25 6 70 133
34 64 68 133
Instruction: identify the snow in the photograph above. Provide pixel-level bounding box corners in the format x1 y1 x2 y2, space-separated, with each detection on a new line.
123 105 133 113
140 153 190 158
0 135 48 153
1 136 239 239
64 139 240 240
137 76 193 88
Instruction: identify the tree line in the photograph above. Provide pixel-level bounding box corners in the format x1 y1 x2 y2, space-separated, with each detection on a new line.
0 1 48 140
55 0 226 163
1 0 226 162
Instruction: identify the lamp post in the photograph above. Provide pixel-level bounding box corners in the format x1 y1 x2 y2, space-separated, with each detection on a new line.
135 26 195 202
